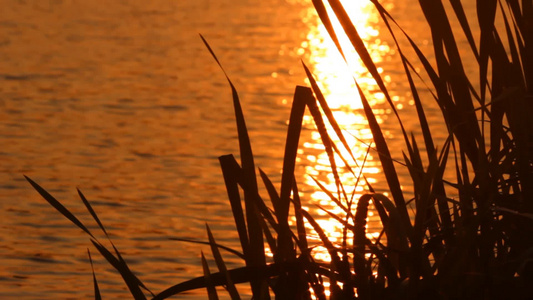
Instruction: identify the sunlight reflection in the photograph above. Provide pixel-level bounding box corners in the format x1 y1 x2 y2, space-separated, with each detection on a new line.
296 0 396 264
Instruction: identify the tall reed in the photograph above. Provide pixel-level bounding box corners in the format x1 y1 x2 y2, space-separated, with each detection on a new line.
26 0 532 299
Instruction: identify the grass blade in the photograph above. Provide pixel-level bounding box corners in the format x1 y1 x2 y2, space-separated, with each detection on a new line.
371 193 409 277
276 86 310 266
206 224 241 300
311 0 346 60
292 180 308 252
259 168 282 218
300 209 345 278
302 61 356 163
24 176 95 239
353 194 372 276
372 6 437 161
169 237 245 259
279 86 310 223
88 249 101 300
305 80 348 203
26 176 152 297
201 35 268 299
327 0 412 152
449 0 479 61
154 261 328 300
201 31 266 265
219 155 249 258
327 0 388 98
77 189 109 238
201 252 220 300
90 240 146 300
309 176 350 215
355 83 411 234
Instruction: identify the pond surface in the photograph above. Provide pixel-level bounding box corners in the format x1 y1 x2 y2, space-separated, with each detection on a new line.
0 0 475 298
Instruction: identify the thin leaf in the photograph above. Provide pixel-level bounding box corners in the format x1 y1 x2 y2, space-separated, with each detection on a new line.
279 86 310 223
355 83 411 234
449 0 479 61
305 83 346 202
90 240 146 300
277 86 310 263
78 189 108 238
311 0 346 60
259 168 282 218
88 249 101 300
169 237 244 259
201 36 267 298
302 61 356 163
219 155 249 257
292 180 308 252
24 176 95 239
206 224 241 300
201 252 219 300
153 261 332 300
300 209 346 279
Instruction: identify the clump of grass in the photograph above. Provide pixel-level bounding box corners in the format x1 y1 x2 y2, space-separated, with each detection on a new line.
309 0 533 298
26 0 533 299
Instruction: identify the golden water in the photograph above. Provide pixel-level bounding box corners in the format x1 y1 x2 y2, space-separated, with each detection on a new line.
0 0 475 298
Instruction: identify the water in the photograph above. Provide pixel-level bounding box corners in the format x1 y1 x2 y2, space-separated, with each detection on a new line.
0 0 477 298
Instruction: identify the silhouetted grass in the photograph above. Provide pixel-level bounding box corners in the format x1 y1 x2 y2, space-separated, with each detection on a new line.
26 0 533 299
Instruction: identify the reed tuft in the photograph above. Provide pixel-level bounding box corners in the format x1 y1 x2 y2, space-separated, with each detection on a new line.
26 1 533 299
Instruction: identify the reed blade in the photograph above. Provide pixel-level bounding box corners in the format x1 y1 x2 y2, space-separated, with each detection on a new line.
311 0 346 60
304 81 348 203
24 176 95 239
201 37 266 290
90 240 147 300
309 176 349 215
201 252 220 300
26 176 152 297
500 1 524 86
279 86 310 223
153 262 308 300
77 189 109 238
314 204 353 231
88 249 101 300
327 0 389 99
219 155 249 257
78 190 147 292
302 61 356 163
259 168 282 217
300 209 344 276
292 180 308 252
355 83 411 234
169 237 244 259
206 224 241 300
477 0 498 102
372 193 409 277
372 5 437 160
353 194 372 279
276 86 311 266
328 0 412 153
449 0 479 60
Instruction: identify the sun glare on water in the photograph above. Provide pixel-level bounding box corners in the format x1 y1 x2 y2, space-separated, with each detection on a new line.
295 0 396 263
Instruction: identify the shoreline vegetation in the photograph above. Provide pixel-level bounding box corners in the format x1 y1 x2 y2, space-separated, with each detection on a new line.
26 0 532 299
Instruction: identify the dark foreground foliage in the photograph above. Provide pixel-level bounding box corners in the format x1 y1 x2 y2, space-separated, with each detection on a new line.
27 0 533 299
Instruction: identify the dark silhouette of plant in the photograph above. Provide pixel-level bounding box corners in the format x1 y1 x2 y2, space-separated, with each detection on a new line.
27 1 533 299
